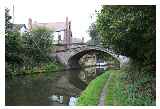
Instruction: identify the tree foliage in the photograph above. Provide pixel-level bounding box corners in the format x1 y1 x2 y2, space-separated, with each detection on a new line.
5 8 24 74
5 31 23 64
5 8 12 33
96 5 156 69
5 9 55 75
22 27 54 65
96 6 156 103
88 23 100 45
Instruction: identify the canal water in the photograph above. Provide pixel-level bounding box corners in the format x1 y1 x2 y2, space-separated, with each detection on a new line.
5 66 108 106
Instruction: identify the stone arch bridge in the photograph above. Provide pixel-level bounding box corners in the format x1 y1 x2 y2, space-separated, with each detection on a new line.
50 44 129 68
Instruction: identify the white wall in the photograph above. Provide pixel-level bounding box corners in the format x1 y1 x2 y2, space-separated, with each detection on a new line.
53 31 64 44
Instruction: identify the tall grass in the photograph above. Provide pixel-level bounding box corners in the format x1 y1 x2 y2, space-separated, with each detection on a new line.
105 69 156 106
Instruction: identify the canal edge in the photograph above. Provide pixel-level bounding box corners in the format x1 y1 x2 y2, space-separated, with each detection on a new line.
98 72 112 106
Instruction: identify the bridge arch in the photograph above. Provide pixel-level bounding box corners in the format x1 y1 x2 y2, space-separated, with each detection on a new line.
53 45 129 68
67 47 120 68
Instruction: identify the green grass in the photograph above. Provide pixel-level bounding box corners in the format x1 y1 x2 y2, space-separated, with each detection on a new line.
76 69 155 106
41 62 64 72
105 70 156 106
26 62 64 74
105 70 128 105
9 62 64 76
76 70 111 106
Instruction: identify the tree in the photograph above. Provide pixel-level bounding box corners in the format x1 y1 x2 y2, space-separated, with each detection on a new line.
96 5 156 69
5 9 55 75
88 23 100 45
5 8 12 33
23 27 54 66
5 8 23 74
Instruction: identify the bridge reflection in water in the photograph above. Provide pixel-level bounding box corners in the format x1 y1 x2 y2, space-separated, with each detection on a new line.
6 65 108 106
48 66 108 106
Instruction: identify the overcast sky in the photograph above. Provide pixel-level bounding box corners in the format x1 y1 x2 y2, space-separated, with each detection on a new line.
5 0 102 42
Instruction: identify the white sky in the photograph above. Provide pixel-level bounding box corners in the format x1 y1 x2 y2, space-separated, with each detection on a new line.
4 0 102 42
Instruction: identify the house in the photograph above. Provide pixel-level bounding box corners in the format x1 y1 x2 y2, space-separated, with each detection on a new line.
12 24 27 34
28 17 72 46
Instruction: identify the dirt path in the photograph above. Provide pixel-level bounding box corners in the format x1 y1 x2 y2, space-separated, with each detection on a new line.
98 73 112 106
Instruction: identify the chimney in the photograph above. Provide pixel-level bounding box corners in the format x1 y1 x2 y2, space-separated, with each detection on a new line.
65 16 68 28
64 16 69 45
68 21 72 44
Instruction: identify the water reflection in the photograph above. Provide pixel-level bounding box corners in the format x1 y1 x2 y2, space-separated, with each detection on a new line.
96 65 108 70
79 66 108 84
49 94 78 106
69 96 78 106
6 66 108 106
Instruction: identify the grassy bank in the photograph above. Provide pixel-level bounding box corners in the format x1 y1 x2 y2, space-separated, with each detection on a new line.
28 62 64 73
6 62 64 76
76 70 111 106
76 69 155 106
105 69 156 106
105 70 128 105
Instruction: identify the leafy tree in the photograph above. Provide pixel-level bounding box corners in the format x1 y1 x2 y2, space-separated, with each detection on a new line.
5 8 54 74
96 6 156 104
5 8 24 74
23 27 54 66
5 8 12 33
96 5 156 70
88 23 100 45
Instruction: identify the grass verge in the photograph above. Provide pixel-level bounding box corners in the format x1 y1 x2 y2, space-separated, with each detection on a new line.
105 69 156 106
105 70 128 105
76 70 111 106
7 62 64 76
76 69 155 106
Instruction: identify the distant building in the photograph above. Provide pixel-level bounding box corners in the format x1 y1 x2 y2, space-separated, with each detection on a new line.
28 17 72 48
12 24 27 34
